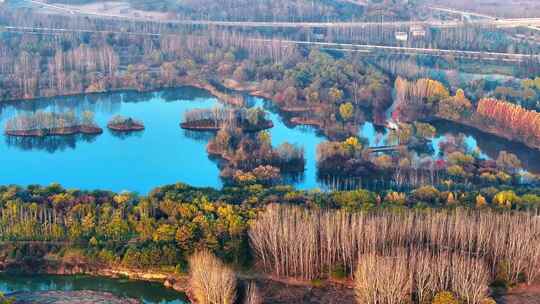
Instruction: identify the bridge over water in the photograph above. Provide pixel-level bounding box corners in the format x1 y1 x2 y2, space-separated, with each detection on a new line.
366 145 406 153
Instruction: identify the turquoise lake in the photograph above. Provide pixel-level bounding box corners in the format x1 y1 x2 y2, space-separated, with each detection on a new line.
0 86 538 193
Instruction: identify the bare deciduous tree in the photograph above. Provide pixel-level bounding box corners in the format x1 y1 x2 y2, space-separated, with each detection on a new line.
188 250 237 304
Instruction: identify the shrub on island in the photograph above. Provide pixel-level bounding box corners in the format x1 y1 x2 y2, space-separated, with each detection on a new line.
107 116 145 132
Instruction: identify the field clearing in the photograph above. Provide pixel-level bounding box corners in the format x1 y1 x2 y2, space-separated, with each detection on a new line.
427 0 540 18
43 1 173 21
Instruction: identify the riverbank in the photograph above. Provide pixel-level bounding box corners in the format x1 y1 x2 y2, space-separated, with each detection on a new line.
0 76 245 107
0 258 359 304
6 262 533 304
0 259 194 301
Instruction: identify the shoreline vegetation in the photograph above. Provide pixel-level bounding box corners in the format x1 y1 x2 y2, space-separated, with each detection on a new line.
393 77 540 151
3 83 540 191
107 116 145 132
1 182 540 303
3 83 540 192
5 73 540 153
4 111 102 137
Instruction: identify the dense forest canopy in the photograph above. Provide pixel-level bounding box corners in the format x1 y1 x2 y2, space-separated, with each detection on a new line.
1 181 540 303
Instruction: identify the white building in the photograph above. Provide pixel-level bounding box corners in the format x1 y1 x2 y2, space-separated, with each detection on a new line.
395 32 408 41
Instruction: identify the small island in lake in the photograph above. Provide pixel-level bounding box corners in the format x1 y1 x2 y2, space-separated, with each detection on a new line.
10 290 140 304
4 111 102 137
181 107 273 132
107 115 145 132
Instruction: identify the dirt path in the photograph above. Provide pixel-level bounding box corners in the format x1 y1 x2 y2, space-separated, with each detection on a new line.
497 284 540 304
254 278 356 304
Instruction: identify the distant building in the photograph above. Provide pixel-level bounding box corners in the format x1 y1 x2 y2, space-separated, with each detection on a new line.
411 30 426 37
395 32 408 41
410 25 426 37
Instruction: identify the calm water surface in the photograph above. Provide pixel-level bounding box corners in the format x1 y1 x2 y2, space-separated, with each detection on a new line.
0 273 188 304
0 88 222 193
1 87 538 193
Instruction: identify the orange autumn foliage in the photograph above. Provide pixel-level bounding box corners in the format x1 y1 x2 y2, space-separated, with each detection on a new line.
477 98 540 142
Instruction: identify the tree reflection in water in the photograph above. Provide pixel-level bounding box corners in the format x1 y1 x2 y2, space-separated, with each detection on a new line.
108 129 145 140
432 120 540 174
160 86 215 102
182 130 216 143
5 134 100 153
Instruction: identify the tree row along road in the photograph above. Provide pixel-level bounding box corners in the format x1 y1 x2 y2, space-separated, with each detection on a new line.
2 25 162 37
281 40 539 62
17 0 540 29
1 25 538 62
2 25 539 61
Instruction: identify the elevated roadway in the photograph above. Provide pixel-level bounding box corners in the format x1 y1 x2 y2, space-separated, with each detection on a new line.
16 0 540 30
